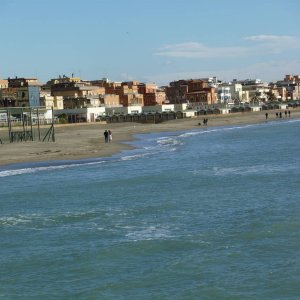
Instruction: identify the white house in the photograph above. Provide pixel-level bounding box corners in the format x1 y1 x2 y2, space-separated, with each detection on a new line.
105 106 143 115
217 86 231 103
142 104 175 113
54 107 106 122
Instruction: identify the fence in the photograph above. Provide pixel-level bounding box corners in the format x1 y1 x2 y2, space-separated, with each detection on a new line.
0 107 55 144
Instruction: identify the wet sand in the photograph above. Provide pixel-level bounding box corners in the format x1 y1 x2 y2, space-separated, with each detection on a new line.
0 109 299 167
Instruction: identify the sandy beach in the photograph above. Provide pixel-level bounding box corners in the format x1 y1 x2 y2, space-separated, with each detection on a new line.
1 108 300 167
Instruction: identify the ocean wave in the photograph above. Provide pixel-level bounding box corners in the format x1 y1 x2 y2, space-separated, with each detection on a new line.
0 215 33 226
125 226 173 241
0 209 108 228
120 153 150 161
287 118 300 123
0 160 106 178
178 124 255 139
191 164 299 176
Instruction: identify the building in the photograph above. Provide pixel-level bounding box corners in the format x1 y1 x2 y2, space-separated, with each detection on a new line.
40 95 64 110
120 93 144 107
105 106 142 115
137 83 156 94
275 75 300 100
142 104 174 113
165 77 219 104
53 107 106 123
217 85 231 103
102 81 144 107
186 87 217 105
165 80 188 104
51 82 105 99
235 79 269 102
99 94 120 107
0 79 8 89
228 83 249 103
187 79 210 93
0 77 41 107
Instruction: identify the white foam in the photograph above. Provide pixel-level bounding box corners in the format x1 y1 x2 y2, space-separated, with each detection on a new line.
157 137 183 147
0 160 105 178
178 124 255 139
0 215 32 226
120 153 149 161
125 226 172 241
191 164 299 176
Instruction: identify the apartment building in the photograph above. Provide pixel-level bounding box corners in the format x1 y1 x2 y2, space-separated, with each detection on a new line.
276 75 300 100
102 81 144 107
0 77 41 107
0 79 8 89
165 80 188 104
186 87 217 105
165 78 218 104
228 82 249 103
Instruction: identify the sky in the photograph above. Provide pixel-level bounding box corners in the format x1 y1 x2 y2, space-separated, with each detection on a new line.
1 0 300 85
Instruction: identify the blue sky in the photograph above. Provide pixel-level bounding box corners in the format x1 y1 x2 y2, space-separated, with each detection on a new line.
1 0 300 85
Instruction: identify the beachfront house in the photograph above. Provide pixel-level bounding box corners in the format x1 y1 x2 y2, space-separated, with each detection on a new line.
105 106 143 116
142 104 175 114
53 107 106 123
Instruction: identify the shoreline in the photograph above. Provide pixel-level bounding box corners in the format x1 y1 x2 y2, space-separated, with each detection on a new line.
1 109 300 167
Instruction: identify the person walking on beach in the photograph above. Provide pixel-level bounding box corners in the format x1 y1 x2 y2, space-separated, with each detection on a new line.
288 110 291 117
104 130 109 143
285 111 287 118
279 112 282 118
108 130 112 143
265 112 268 120
276 112 278 118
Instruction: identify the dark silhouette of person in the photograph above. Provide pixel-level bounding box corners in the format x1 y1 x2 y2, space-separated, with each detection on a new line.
104 130 109 143
265 113 268 119
279 112 282 118
285 111 287 118
288 110 291 117
276 112 278 118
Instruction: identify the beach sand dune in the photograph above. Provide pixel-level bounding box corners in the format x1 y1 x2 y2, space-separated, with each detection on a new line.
0 109 299 166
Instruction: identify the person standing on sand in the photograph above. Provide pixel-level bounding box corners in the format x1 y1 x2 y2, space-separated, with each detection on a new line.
108 130 112 143
288 110 291 117
104 130 109 143
265 112 268 120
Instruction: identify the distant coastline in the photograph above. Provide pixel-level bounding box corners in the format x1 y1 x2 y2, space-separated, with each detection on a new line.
1 109 300 167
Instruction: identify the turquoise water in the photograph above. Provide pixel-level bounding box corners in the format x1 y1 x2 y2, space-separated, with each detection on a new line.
1 119 300 299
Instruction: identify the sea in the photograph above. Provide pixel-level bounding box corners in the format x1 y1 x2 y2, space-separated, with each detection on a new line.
1 118 300 299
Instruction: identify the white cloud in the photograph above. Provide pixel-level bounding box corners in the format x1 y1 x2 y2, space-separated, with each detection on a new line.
244 35 294 42
154 42 248 59
146 59 300 86
244 34 300 53
149 34 300 85
154 35 300 59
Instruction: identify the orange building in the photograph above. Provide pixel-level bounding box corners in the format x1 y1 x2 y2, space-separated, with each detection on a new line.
186 87 217 105
143 91 166 106
187 79 209 93
0 79 8 89
138 83 157 94
119 93 144 106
